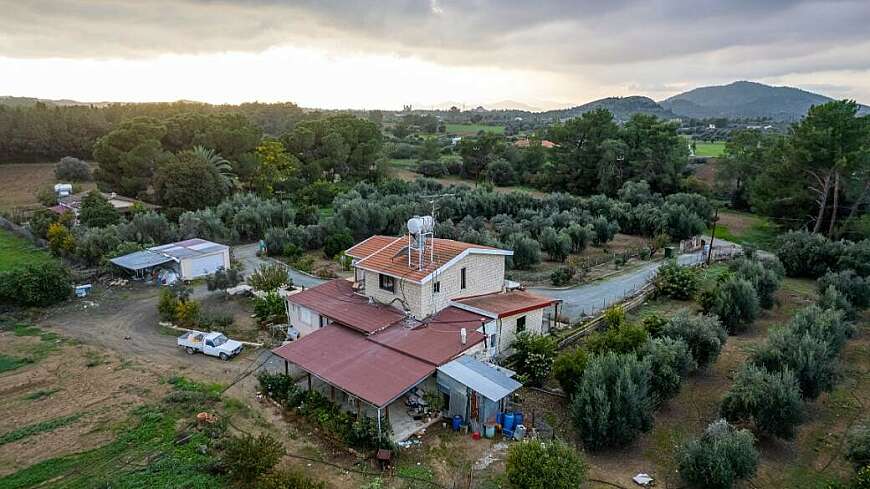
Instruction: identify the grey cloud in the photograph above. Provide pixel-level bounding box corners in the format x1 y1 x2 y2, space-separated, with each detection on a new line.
0 0 868 101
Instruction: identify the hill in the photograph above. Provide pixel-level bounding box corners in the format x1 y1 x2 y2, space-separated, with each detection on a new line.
660 81 869 121
542 96 677 122
0 96 110 108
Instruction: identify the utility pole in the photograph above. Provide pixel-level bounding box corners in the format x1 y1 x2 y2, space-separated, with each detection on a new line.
706 207 719 265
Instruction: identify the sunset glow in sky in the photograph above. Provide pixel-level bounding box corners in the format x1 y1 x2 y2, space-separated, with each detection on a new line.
1 0 868 110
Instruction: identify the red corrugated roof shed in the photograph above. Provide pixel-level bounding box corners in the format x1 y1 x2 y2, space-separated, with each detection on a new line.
368 307 488 365
354 236 511 284
287 279 405 334
454 290 557 318
272 325 435 407
345 235 400 260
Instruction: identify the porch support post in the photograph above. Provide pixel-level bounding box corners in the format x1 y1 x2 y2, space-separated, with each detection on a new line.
377 407 382 443
284 360 289 375
307 373 312 391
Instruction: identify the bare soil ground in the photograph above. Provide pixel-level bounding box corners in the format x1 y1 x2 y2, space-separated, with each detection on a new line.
0 162 96 211
0 328 167 476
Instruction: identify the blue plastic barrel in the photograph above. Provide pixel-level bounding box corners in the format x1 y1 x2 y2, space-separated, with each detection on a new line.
503 412 515 432
514 412 524 428
452 415 463 431
496 412 504 427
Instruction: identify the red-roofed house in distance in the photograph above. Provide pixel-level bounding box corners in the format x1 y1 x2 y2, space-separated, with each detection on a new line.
273 215 561 441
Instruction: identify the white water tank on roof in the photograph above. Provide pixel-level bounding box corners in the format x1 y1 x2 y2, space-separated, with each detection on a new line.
407 215 434 235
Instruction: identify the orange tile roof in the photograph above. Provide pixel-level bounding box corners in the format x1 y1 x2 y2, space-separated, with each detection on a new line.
454 290 558 318
345 235 399 260
352 235 511 284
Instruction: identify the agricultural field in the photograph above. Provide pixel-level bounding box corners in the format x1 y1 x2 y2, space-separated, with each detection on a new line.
0 228 55 269
692 140 726 157
519 267 869 488
445 123 505 136
0 162 97 212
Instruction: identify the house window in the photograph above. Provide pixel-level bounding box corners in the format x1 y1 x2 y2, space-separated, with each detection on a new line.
460 267 467 289
379 274 395 293
516 316 526 333
489 334 497 348
433 281 441 293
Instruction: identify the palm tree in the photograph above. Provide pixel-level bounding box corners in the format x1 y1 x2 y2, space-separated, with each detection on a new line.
191 145 237 190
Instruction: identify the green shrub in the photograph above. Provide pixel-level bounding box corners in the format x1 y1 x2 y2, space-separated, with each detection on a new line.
158 288 180 322
818 284 857 320
257 372 304 408
416 159 448 178
570 352 653 450
253 291 286 324
721 364 803 439
776 230 843 278
550 266 574 286
818 269 870 310
654 260 699 299
730 257 783 309
221 433 285 483
846 425 870 469
79 190 120 228
0 262 71 307
661 310 727 369
586 322 648 355
603 305 626 329
509 234 542 270
247 264 290 292
678 419 758 489
505 439 587 489
705 277 760 334
751 326 837 400
552 349 588 397
55 156 92 181
206 267 243 292
323 228 354 259
641 337 696 406
789 305 853 357
512 332 557 387
256 468 325 489
642 313 668 337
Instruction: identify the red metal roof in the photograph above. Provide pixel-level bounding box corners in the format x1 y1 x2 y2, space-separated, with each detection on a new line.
368 307 488 365
345 235 399 260
454 290 557 318
287 279 405 334
354 235 510 284
272 325 435 407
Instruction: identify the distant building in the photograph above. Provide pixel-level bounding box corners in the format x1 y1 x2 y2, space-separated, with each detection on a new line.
513 138 556 149
49 191 159 219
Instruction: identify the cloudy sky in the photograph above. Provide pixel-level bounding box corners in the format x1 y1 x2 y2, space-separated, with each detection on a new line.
1 0 868 110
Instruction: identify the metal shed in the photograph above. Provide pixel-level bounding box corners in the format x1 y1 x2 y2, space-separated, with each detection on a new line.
109 250 174 279
436 356 522 427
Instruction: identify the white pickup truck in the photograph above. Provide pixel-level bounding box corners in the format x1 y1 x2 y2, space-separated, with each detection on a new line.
177 330 243 361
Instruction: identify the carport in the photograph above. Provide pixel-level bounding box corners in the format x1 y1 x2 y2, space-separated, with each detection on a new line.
109 250 174 279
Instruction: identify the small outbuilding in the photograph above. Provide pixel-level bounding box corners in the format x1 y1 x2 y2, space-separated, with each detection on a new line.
110 238 231 281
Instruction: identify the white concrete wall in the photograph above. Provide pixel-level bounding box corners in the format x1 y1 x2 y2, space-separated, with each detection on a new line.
495 307 545 353
360 253 506 320
287 303 327 337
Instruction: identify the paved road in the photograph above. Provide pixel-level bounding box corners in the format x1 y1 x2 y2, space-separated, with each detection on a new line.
530 243 739 321
233 243 326 289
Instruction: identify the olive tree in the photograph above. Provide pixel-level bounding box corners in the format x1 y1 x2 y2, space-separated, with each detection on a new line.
721 364 804 439
751 327 837 400
641 337 696 406
661 310 727 369
678 419 759 489
505 440 587 489
705 277 760 334
570 352 653 450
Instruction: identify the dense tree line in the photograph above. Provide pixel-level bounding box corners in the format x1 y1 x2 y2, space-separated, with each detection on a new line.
717 100 869 238
0 101 310 162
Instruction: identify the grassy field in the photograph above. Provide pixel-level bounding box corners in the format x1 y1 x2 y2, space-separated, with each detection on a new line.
445 123 505 136
708 210 780 250
0 229 54 269
692 140 726 157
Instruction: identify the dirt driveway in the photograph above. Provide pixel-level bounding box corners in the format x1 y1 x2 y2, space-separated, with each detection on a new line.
38 283 281 385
